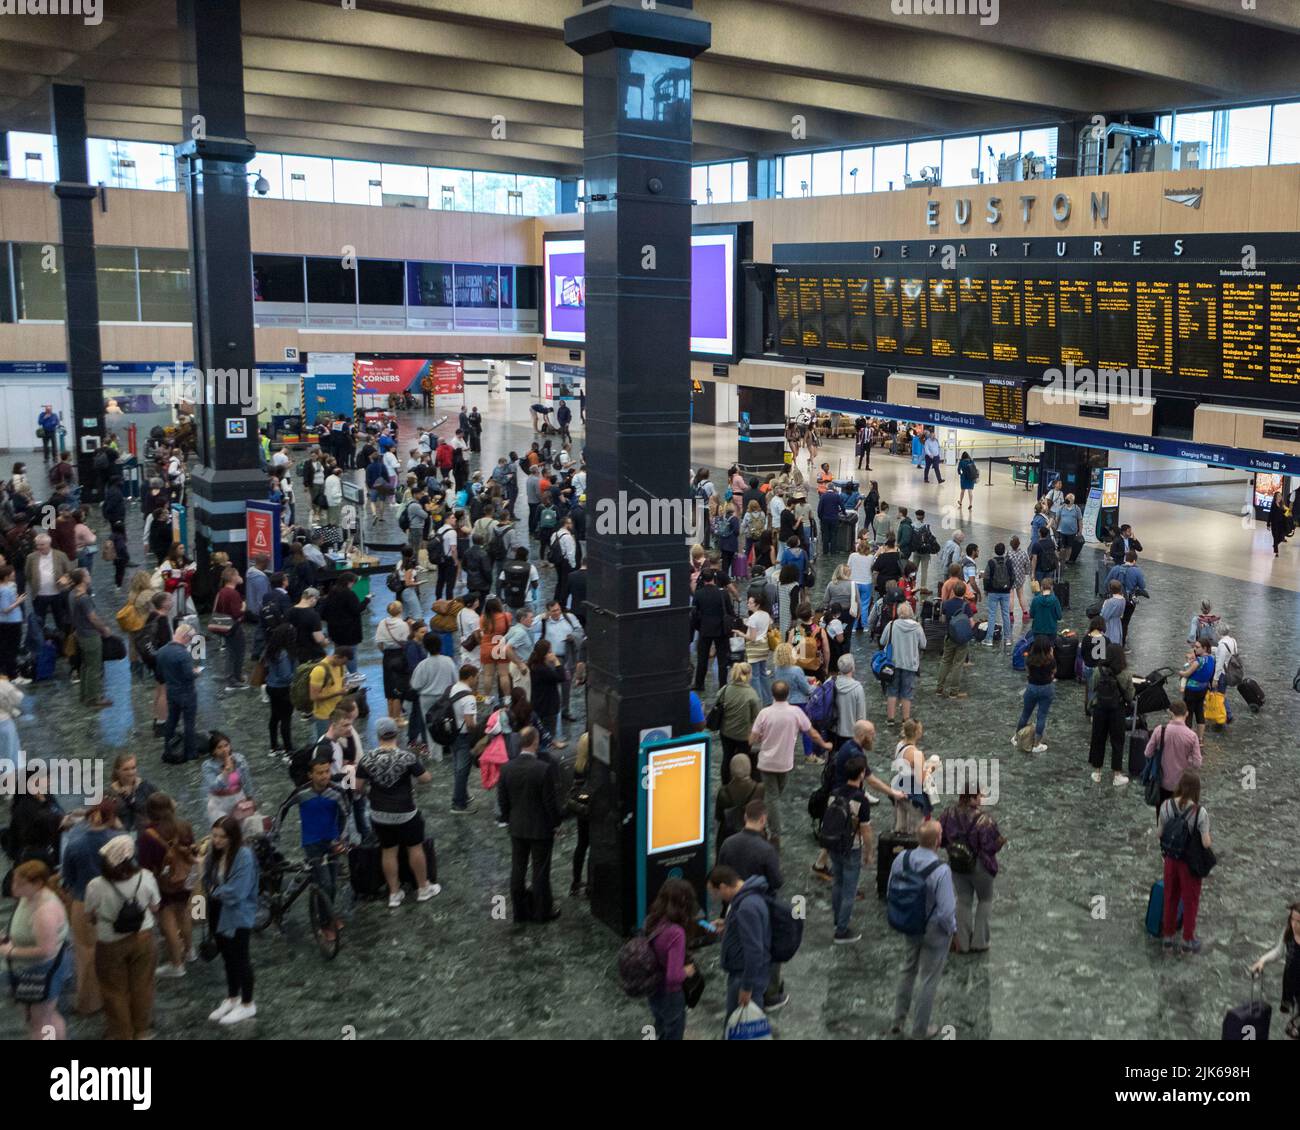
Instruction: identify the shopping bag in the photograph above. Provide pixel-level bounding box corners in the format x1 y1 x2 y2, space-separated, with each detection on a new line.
1204 690 1227 725
724 1001 773 1040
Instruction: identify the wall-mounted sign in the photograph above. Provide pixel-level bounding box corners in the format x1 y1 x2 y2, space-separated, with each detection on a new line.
225 418 248 439
636 569 670 609
1163 186 1204 209
804 370 825 387
568 349 582 362
712 363 729 378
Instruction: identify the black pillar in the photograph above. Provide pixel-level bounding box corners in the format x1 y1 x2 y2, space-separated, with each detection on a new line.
176 0 263 573
737 386 787 473
50 84 104 497
565 0 710 935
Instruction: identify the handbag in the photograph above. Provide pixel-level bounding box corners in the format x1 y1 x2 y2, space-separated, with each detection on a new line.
1204 690 1227 725
207 614 234 636
1142 725 1165 807
249 660 267 688
682 966 705 1010
705 686 727 732
764 627 782 652
102 635 127 662
1185 806 1218 878
7 941 66 1003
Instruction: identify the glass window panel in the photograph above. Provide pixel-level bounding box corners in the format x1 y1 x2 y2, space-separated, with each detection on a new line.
517 175 557 216
8 131 56 182
473 171 516 213
732 159 749 203
784 153 812 197
0 246 12 323
138 248 191 321
91 139 176 191
15 242 65 319
1018 127 1058 168
872 144 905 191
1216 105 1271 169
707 162 733 204
906 139 941 183
811 150 841 196
97 247 138 321
253 254 305 303
358 259 405 306
306 256 356 304
941 136 980 186
406 262 453 306
250 153 283 198
453 263 499 329
500 265 539 331
577 177 586 214
691 165 707 203
332 159 382 205
1156 114 1173 142
979 130 1019 183
840 148 872 194
1172 110 1214 146
1271 103 1300 164
380 163 428 201
282 154 334 202
429 167 473 210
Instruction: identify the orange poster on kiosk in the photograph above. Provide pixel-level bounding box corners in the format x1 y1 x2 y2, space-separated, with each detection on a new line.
646 740 707 854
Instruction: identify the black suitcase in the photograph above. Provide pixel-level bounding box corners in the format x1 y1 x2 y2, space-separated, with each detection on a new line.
398 835 438 887
1128 726 1150 779
1054 579 1070 611
349 835 437 898
1238 677 1265 711
922 619 947 654
876 830 918 898
1054 635 1079 682
1223 974 1272 1040
919 598 938 623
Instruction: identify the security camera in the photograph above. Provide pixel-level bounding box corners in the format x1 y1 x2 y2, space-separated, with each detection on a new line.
254 174 270 196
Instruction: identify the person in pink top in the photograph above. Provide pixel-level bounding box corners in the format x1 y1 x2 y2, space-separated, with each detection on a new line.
750 680 831 848
1143 699 1203 811
643 878 699 1041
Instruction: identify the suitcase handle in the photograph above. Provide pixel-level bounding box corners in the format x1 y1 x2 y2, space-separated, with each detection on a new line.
1248 967 1265 1004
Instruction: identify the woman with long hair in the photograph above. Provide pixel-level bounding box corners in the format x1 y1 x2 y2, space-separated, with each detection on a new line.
569 732 591 896
398 546 423 621
527 639 569 752
201 731 257 827
376 601 412 725
137 792 196 979
1250 901 1300 1039
641 878 699 1041
1157 769 1212 956
0 860 71 1039
956 450 977 511
203 815 259 1025
715 663 761 786
1015 635 1056 753
263 622 297 756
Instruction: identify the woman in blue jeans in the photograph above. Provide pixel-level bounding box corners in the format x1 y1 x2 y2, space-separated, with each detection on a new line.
643 878 699 1041
1015 636 1057 753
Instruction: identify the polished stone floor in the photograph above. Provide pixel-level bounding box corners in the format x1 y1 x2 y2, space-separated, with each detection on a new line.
1 399 1295 1040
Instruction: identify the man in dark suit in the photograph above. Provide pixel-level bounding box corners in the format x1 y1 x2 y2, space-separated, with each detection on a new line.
691 570 734 692
1109 524 1143 565
498 727 562 925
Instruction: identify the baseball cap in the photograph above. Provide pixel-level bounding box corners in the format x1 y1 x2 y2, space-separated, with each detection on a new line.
376 717 399 739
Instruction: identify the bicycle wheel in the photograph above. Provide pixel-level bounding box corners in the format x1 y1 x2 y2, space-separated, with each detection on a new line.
308 884 340 961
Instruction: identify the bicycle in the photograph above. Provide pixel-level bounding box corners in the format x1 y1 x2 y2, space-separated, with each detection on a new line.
251 837 347 961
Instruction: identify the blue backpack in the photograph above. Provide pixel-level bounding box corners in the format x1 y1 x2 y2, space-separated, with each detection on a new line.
886 850 942 936
870 642 895 682
1011 634 1032 671
803 678 837 735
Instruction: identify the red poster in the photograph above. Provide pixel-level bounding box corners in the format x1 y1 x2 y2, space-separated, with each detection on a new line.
434 360 464 396
246 507 274 560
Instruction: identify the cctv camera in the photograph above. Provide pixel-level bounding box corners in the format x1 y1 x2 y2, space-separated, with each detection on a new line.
254 175 269 196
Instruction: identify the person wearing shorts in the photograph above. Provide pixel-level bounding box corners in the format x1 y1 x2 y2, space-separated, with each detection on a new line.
478 603 514 703
881 607 925 727
1178 641 1216 742
355 718 439 909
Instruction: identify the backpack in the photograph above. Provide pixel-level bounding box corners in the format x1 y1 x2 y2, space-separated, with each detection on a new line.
617 930 664 998
886 850 942 936
426 686 474 748
501 562 532 607
1034 538 1057 573
547 535 568 567
733 888 804 964
802 678 837 735
1011 634 1031 670
945 813 983 875
915 526 940 555
290 660 326 714
711 514 732 539
946 609 973 645
145 828 194 895
1094 665 1122 708
288 740 324 787
427 528 450 566
398 506 411 532
386 569 405 594
110 875 147 935
985 556 1012 594
260 597 287 633
1223 647 1244 688
746 578 772 615
743 511 766 540
817 791 857 854
1159 802 1198 862
488 524 508 562
1194 618 1217 646
538 506 558 531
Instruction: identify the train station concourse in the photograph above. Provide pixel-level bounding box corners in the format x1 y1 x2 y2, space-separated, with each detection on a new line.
0 0 1295 1095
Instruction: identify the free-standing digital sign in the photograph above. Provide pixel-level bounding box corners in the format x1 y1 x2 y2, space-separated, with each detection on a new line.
543 230 737 357
636 733 711 927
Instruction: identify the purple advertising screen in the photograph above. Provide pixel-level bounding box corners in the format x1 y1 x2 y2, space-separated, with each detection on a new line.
543 231 735 355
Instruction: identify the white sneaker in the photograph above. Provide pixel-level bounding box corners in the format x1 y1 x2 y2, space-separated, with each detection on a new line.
219 1002 257 1025
208 997 239 1022
12 676 31 686
1032 744 1048 754
388 890 406 909
187 945 199 964
1090 771 1102 783
1112 773 1130 787
156 963 186 979
417 883 441 901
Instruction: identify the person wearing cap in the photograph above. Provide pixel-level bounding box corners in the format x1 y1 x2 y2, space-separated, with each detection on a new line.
59 797 124 1018
356 717 440 909
82 834 161 1040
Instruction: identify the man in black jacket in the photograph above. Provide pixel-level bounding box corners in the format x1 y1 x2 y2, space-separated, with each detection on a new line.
1109 524 1143 564
462 535 493 604
498 727 562 925
691 570 734 693
715 800 788 1012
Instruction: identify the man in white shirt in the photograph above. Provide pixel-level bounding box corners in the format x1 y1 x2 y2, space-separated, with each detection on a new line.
270 447 291 475
323 468 343 525
551 518 578 606
433 518 459 600
446 665 479 814
539 599 584 720
409 635 458 758
922 431 944 484
382 447 400 487
768 490 786 527
456 594 482 663
25 532 71 633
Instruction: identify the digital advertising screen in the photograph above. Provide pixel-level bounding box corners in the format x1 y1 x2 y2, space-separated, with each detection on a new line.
353 357 432 394
645 738 707 855
542 230 738 356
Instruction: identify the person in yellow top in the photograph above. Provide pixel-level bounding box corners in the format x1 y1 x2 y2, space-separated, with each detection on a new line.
259 431 271 469
309 646 353 739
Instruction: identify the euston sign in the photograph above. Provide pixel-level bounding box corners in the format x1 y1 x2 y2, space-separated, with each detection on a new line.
925 190 1112 228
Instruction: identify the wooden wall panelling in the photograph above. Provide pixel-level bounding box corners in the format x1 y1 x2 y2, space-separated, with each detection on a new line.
1192 406 1238 447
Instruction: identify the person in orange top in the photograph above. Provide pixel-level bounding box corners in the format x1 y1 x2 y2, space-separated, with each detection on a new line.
816 463 833 494
478 596 514 701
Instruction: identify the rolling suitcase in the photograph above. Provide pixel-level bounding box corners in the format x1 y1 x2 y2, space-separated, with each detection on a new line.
876 830 918 898
922 619 947 654
1238 678 1265 712
1145 878 1182 938
1128 718 1150 779
1053 634 1079 682
1223 974 1272 1040
34 639 58 681
1054 571 1070 611
348 843 385 898
398 836 438 887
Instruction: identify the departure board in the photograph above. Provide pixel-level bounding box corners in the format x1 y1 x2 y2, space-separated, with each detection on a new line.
990 276 1022 363
874 275 900 353
959 273 990 361
848 276 872 351
1176 280 1219 380
1096 279 1135 370
1221 280 1266 381
776 275 800 349
1023 275 1058 368
1136 280 1174 375
1058 277 1095 367
798 275 823 350
822 276 849 351
899 277 928 356
983 378 1027 432
928 275 959 359
1269 281 1300 385
769 260 1300 402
